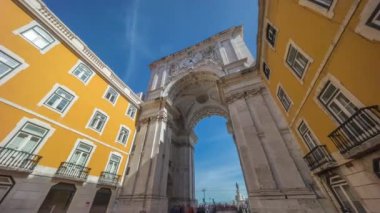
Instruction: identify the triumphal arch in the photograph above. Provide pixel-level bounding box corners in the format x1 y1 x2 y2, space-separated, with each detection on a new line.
115 26 328 212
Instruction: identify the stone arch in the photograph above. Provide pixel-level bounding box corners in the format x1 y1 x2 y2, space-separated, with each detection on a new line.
116 27 327 213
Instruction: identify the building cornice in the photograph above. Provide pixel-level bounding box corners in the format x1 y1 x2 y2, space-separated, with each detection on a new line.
149 25 243 68
15 0 142 107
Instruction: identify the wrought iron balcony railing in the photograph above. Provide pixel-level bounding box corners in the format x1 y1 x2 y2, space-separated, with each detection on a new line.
328 106 380 155
0 147 41 172
98 171 120 186
55 162 90 181
303 145 336 171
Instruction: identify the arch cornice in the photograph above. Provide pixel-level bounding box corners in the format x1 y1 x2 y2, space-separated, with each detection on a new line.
186 105 228 130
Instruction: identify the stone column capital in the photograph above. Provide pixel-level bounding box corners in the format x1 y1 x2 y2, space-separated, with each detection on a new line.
224 87 264 104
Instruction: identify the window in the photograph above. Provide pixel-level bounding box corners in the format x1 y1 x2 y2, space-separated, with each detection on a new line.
0 50 21 80
262 62 271 80
105 154 121 174
220 39 238 64
104 87 119 104
43 87 75 113
0 176 14 204
366 3 380 30
277 86 292 112
69 142 93 166
0 46 29 85
328 175 366 213
20 24 56 51
88 110 108 133
126 105 137 119
71 62 93 83
318 81 358 124
130 144 136 154
266 23 277 47
4 122 49 153
286 44 310 79
373 158 380 178
308 0 333 9
298 121 318 150
116 126 130 145
125 166 130 176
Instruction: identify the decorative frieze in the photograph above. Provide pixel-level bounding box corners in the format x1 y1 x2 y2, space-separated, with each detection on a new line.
224 87 264 104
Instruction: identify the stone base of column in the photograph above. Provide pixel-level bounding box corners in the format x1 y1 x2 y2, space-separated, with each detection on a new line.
248 189 331 213
114 195 168 213
168 197 196 209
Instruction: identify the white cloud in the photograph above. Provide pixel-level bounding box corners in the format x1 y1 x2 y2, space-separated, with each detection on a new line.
124 0 141 81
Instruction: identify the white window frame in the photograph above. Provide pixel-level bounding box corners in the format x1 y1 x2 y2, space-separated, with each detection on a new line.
104 151 123 174
38 84 78 117
355 0 380 41
0 46 29 85
276 84 293 113
103 86 119 106
298 0 337 18
0 117 55 155
65 139 96 168
219 39 238 65
315 75 363 126
296 119 320 150
284 40 313 82
115 125 130 146
68 60 95 85
265 19 278 49
329 175 366 213
126 104 137 120
13 21 60 54
86 108 109 135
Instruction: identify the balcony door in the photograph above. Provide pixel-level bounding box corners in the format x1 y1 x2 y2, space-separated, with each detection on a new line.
319 81 358 124
1 122 48 168
68 142 92 166
4 122 48 153
105 154 120 174
65 142 92 177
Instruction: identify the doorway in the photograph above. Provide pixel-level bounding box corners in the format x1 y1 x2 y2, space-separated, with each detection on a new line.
38 183 76 213
89 188 112 213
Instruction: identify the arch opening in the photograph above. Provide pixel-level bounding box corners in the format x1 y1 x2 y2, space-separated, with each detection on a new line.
193 115 248 205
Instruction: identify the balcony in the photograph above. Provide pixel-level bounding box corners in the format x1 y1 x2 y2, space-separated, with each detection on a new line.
303 145 336 173
98 171 120 187
0 147 41 172
55 162 90 182
329 106 380 158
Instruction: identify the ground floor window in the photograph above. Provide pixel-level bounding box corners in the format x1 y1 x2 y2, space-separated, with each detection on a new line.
327 174 366 213
38 183 76 212
0 176 14 203
90 188 112 213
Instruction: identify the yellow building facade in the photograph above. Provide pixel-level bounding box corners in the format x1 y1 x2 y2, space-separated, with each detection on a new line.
0 0 141 212
258 0 380 212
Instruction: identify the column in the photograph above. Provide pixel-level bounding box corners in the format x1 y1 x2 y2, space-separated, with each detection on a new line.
115 100 171 213
226 87 325 213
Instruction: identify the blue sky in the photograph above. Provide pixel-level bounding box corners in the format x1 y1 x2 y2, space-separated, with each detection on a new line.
194 116 247 203
44 0 257 203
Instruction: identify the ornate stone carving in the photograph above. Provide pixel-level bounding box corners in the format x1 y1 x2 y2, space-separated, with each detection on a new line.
187 106 228 129
168 45 222 78
138 110 168 127
224 87 264 104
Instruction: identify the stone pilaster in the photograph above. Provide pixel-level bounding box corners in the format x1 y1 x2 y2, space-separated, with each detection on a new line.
115 100 172 213
224 85 326 213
